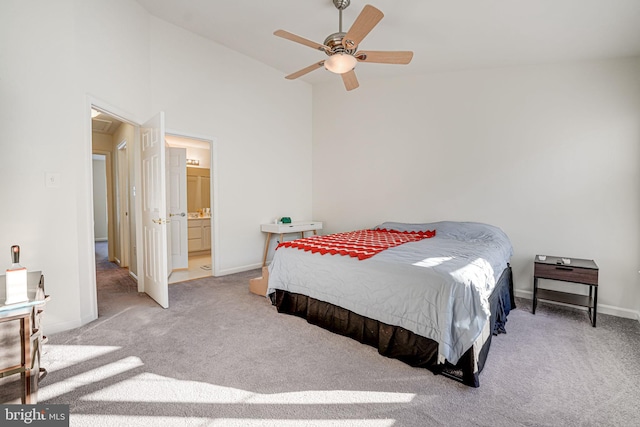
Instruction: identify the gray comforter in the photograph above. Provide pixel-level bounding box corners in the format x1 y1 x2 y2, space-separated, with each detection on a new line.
267 221 513 365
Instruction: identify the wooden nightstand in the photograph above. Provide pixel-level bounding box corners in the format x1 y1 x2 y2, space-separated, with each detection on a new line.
533 255 599 327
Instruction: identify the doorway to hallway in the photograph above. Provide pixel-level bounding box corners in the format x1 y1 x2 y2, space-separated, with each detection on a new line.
91 106 140 315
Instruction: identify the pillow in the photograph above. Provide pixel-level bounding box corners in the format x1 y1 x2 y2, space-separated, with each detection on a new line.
374 221 510 244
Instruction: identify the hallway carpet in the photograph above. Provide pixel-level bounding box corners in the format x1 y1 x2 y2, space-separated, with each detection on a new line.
94 241 142 316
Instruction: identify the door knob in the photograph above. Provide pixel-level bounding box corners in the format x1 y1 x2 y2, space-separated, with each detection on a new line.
169 212 186 217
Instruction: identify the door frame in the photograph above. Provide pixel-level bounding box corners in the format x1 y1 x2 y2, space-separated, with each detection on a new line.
166 129 219 276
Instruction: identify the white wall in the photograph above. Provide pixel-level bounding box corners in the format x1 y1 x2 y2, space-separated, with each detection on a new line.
312 58 640 319
1 0 86 332
0 0 313 333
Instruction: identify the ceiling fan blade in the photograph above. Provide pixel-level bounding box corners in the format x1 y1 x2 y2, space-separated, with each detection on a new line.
274 30 330 52
285 61 325 80
341 69 359 91
342 5 384 50
356 50 414 64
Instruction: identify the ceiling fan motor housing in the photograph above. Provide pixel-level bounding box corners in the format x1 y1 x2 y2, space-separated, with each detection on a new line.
324 32 357 56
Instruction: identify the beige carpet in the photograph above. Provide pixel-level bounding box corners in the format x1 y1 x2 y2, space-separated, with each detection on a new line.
28 265 640 426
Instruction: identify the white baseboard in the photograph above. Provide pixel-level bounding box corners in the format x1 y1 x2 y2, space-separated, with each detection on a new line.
215 263 262 277
44 318 85 335
514 289 640 322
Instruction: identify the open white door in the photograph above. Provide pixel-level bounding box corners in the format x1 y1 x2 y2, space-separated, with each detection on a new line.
141 112 169 308
168 147 188 269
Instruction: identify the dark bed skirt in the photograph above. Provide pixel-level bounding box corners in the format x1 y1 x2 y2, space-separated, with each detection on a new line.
271 264 514 387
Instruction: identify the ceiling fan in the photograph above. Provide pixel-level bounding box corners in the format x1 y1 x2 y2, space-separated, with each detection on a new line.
274 0 413 91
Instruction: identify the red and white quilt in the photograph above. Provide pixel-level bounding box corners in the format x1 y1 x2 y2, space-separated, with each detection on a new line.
276 228 436 260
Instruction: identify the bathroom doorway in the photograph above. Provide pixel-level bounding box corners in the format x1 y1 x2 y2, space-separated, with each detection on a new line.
165 134 214 283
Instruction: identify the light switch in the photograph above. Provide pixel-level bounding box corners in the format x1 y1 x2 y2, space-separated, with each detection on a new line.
45 172 60 188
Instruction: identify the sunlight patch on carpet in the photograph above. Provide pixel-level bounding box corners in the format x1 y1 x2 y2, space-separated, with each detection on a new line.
39 356 144 401
81 372 415 405
41 344 122 372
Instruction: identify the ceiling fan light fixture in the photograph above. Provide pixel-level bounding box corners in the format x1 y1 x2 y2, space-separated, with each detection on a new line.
274 3 412 90
324 53 357 74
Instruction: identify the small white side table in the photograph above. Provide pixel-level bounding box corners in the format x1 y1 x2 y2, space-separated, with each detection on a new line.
261 221 323 266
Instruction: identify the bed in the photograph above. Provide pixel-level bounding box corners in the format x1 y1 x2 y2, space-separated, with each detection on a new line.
266 221 515 387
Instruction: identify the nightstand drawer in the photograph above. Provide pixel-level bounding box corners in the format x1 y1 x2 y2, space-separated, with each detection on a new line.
534 263 598 286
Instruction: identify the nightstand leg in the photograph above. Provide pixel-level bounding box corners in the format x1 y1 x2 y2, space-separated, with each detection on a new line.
262 232 272 267
592 286 597 327
588 286 592 323
532 277 538 314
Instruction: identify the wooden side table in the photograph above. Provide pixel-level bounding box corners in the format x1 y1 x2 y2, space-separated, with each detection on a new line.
533 255 599 327
0 271 48 403
260 221 323 267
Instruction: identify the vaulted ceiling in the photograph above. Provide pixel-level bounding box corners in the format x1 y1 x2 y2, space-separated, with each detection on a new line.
135 0 640 85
